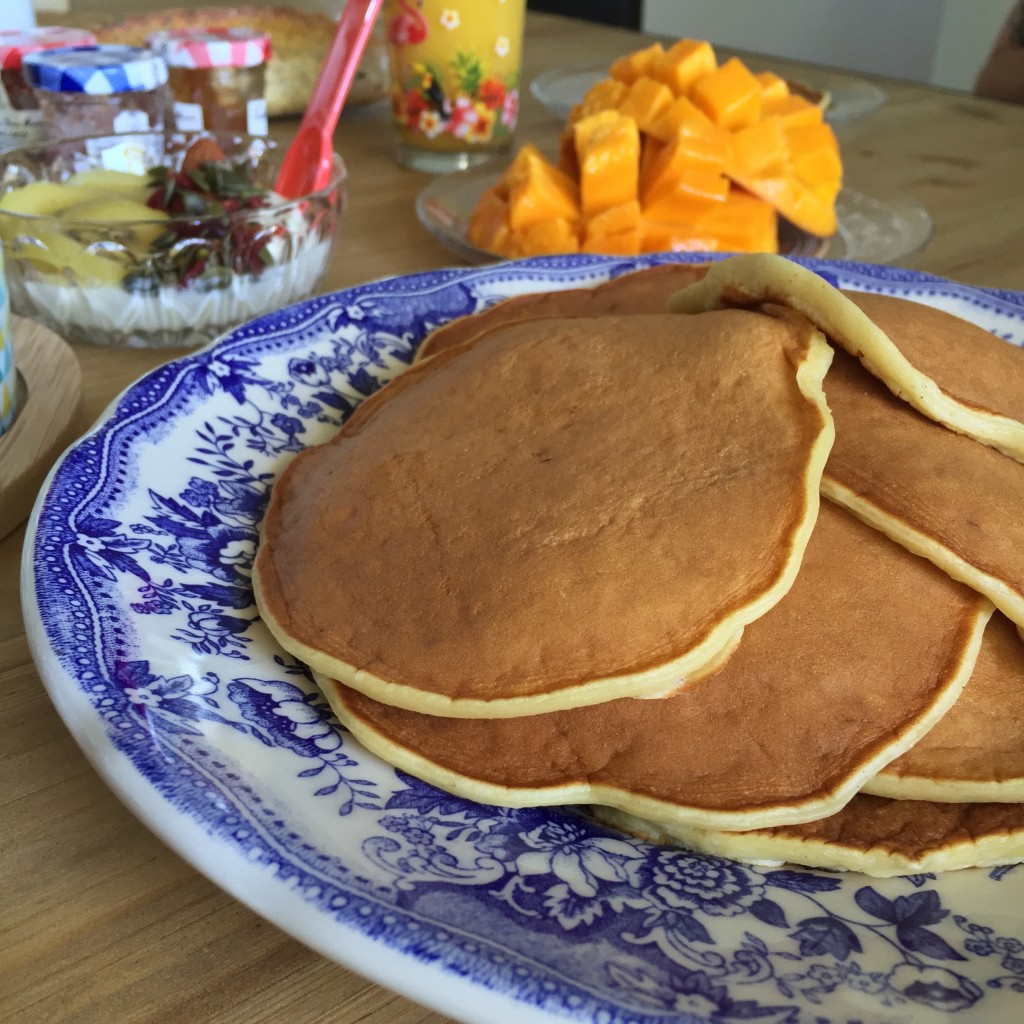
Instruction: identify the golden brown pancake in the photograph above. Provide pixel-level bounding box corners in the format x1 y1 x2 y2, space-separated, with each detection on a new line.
866 612 1024 802
596 797 1024 877
821 348 1024 627
415 263 707 362
326 504 992 830
254 307 834 717
668 254 1024 462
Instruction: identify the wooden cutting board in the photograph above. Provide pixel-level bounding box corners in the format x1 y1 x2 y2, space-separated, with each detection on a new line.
0 317 82 541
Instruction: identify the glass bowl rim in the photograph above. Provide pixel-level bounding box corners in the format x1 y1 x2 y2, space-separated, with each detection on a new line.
0 130 347 229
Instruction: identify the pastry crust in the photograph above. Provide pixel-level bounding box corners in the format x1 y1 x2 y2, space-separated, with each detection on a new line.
99 5 389 116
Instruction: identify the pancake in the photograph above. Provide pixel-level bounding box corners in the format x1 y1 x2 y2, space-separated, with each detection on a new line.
414 263 707 362
821 348 1024 628
326 504 992 831
866 612 1024 803
667 254 1024 462
595 797 1024 877
254 307 834 717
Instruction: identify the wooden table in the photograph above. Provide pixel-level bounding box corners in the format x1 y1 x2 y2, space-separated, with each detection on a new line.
3 12 1024 1024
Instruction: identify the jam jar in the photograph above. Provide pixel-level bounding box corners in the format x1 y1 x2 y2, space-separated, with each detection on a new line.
150 27 271 136
0 27 96 151
21 45 169 141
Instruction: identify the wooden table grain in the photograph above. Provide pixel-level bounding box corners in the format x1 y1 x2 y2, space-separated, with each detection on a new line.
3 12 1024 1024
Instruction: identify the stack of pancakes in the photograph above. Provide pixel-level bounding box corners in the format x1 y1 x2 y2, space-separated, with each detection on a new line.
253 254 1024 877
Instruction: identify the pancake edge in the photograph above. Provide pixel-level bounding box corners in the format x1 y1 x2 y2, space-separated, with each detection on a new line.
592 806 1024 878
324 597 993 831
413 264 707 365
253 558 752 716
255 326 837 718
822 477 1024 629
864 773 1024 803
667 253 1024 463
412 287 588 364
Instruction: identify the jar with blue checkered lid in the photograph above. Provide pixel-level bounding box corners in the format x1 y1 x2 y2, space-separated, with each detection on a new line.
21 45 169 142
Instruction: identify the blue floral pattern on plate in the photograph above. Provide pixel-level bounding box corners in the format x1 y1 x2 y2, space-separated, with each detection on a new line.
23 254 1024 1024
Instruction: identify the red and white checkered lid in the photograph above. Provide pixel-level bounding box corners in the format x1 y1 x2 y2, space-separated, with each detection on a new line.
0 26 96 70
148 27 272 70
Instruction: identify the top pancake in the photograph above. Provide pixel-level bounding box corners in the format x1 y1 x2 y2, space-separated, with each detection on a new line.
328 504 992 830
415 263 707 362
254 307 834 717
668 253 1024 462
821 348 1024 627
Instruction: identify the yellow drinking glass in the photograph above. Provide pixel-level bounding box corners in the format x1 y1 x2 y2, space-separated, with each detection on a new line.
384 0 525 172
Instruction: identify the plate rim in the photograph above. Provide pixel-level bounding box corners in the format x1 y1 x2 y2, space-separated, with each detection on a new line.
527 60 888 125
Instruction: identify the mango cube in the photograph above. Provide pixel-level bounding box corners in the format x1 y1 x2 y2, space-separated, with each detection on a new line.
642 131 731 208
653 38 717 95
730 116 789 177
617 76 675 134
691 57 762 129
506 143 580 231
728 169 836 237
578 77 628 119
762 94 824 128
581 227 641 255
638 134 666 195
785 122 842 188
756 71 790 103
642 188 777 254
697 189 778 253
574 111 640 216
609 43 665 84
583 200 641 243
515 218 580 255
646 94 714 144
467 186 512 255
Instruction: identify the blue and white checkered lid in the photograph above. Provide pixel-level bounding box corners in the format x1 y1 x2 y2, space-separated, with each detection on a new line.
22 45 168 94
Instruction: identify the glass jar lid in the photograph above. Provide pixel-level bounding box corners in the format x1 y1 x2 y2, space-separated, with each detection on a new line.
0 27 96 70
149 27 272 70
22 45 169 94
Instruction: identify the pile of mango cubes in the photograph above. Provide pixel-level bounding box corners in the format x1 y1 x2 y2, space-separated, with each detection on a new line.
467 39 843 258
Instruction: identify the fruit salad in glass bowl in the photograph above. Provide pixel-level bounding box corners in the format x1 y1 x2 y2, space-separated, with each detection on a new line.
0 131 345 348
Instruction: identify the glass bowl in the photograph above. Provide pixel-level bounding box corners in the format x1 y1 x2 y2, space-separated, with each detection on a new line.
0 131 346 348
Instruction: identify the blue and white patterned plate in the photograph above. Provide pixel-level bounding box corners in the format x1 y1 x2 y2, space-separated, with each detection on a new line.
23 254 1024 1024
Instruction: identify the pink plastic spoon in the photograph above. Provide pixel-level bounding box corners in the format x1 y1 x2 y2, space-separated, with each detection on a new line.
275 0 383 198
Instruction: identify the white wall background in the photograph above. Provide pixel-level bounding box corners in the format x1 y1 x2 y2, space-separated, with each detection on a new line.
642 0 1011 92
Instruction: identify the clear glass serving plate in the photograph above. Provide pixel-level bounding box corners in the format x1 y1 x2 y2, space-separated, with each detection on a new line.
415 166 932 266
530 62 887 125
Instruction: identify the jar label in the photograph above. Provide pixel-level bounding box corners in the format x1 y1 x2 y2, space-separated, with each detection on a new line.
0 107 47 153
86 137 150 175
172 101 205 132
112 108 152 134
246 97 268 136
